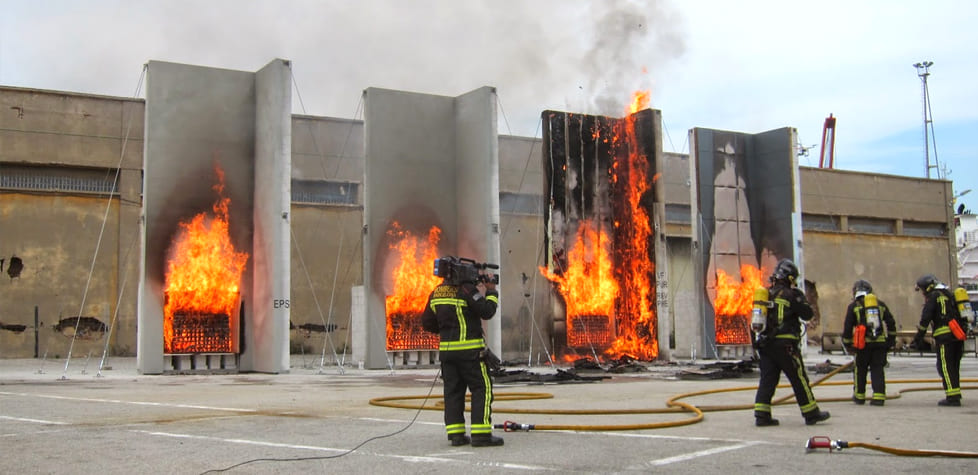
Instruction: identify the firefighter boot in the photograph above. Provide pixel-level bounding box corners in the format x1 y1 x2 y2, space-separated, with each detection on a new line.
805 410 831 425
471 434 504 447
755 415 779 427
938 397 962 407
449 434 470 446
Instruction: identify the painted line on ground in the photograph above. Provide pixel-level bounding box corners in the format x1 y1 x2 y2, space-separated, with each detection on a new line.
133 429 550 471
0 391 255 413
0 415 70 425
634 441 762 468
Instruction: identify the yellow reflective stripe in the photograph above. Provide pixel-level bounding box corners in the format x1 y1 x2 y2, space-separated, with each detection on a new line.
486 295 499 305
774 298 789 325
933 326 951 336
456 303 467 337
775 334 799 340
754 403 772 412
439 338 485 351
445 423 465 435
478 360 492 426
430 297 466 307
939 345 953 390
471 424 492 434
792 351 817 410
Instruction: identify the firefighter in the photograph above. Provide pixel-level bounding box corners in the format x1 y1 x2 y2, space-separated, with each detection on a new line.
421 260 503 447
841 279 897 405
753 258 831 426
912 274 965 406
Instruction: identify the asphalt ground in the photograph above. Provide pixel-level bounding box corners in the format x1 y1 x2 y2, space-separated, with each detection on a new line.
2 351 977 474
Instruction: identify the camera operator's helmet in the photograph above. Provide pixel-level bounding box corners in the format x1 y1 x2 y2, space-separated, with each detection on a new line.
852 279 873 298
770 258 799 285
915 274 940 293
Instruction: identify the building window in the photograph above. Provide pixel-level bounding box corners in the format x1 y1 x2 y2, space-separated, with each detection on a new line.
665 203 691 224
0 164 118 194
903 221 946 238
802 213 841 232
291 179 359 205
848 217 895 235
500 192 542 216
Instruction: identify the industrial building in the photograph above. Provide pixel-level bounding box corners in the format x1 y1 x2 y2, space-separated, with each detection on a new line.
0 60 959 368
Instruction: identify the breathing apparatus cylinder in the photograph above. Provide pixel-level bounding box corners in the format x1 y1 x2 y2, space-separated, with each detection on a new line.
751 287 769 335
955 287 974 327
864 293 881 338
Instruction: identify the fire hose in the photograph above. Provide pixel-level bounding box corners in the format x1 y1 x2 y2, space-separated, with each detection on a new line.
371 362 978 446
806 435 978 458
370 361 854 431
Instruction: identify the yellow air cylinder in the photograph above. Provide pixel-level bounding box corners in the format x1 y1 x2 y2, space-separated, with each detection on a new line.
751 287 769 333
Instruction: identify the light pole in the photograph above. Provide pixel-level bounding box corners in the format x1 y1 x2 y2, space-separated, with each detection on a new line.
913 61 939 179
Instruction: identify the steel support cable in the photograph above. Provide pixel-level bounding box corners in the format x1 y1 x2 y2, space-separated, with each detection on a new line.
369 361 978 432
61 65 146 379
289 71 365 371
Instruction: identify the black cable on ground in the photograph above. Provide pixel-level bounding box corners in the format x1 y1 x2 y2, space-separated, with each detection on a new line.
199 370 441 474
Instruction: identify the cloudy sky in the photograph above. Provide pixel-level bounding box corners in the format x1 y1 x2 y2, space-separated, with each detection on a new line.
2 0 975 206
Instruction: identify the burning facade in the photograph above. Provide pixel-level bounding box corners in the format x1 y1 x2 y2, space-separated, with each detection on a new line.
689 127 802 359
541 103 668 362
137 59 292 374
356 87 501 369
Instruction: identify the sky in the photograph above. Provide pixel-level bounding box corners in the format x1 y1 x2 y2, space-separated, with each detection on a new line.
2 0 975 208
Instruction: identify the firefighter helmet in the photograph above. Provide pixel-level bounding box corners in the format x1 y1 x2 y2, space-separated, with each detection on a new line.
852 279 873 297
915 274 940 293
771 258 799 284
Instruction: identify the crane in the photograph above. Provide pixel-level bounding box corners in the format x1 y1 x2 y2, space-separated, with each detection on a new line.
818 114 836 169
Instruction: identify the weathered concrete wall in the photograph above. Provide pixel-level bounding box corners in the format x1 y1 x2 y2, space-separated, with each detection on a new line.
800 167 957 337
0 86 142 360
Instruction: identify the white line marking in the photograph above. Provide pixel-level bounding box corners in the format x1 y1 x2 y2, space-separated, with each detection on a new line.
0 415 70 425
0 391 254 413
639 441 761 467
133 430 550 470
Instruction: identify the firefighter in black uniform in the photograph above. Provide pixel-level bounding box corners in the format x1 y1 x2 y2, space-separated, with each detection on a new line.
912 274 965 406
841 279 897 405
753 258 831 426
421 258 503 447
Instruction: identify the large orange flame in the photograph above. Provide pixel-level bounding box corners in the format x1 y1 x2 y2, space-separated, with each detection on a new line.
714 264 765 345
163 167 249 353
542 91 659 361
607 95 657 360
385 222 442 350
539 221 618 318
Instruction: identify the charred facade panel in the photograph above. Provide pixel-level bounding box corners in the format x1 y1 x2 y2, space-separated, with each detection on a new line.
542 109 665 360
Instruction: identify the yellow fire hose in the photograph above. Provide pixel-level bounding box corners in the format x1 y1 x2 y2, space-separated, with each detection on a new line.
369 360 978 455
806 436 978 457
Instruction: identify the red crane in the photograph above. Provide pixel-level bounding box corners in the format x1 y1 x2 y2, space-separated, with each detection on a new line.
818 114 837 168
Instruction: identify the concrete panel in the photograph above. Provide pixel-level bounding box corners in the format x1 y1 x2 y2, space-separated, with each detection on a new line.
247 59 292 373
690 127 800 357
138 60 290 374
361 87 499 369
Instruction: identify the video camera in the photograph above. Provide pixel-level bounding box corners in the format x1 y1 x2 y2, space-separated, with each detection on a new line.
433 256 500 286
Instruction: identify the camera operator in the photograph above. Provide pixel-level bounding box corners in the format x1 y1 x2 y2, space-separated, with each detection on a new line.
421 258 503 447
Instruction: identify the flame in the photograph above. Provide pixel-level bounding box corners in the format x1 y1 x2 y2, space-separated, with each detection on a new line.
714 264 765 345
607 99 657 360
540 221 618 317
384 222 442 350
542 90 659 360
629 90 651 114
163 166 248 353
